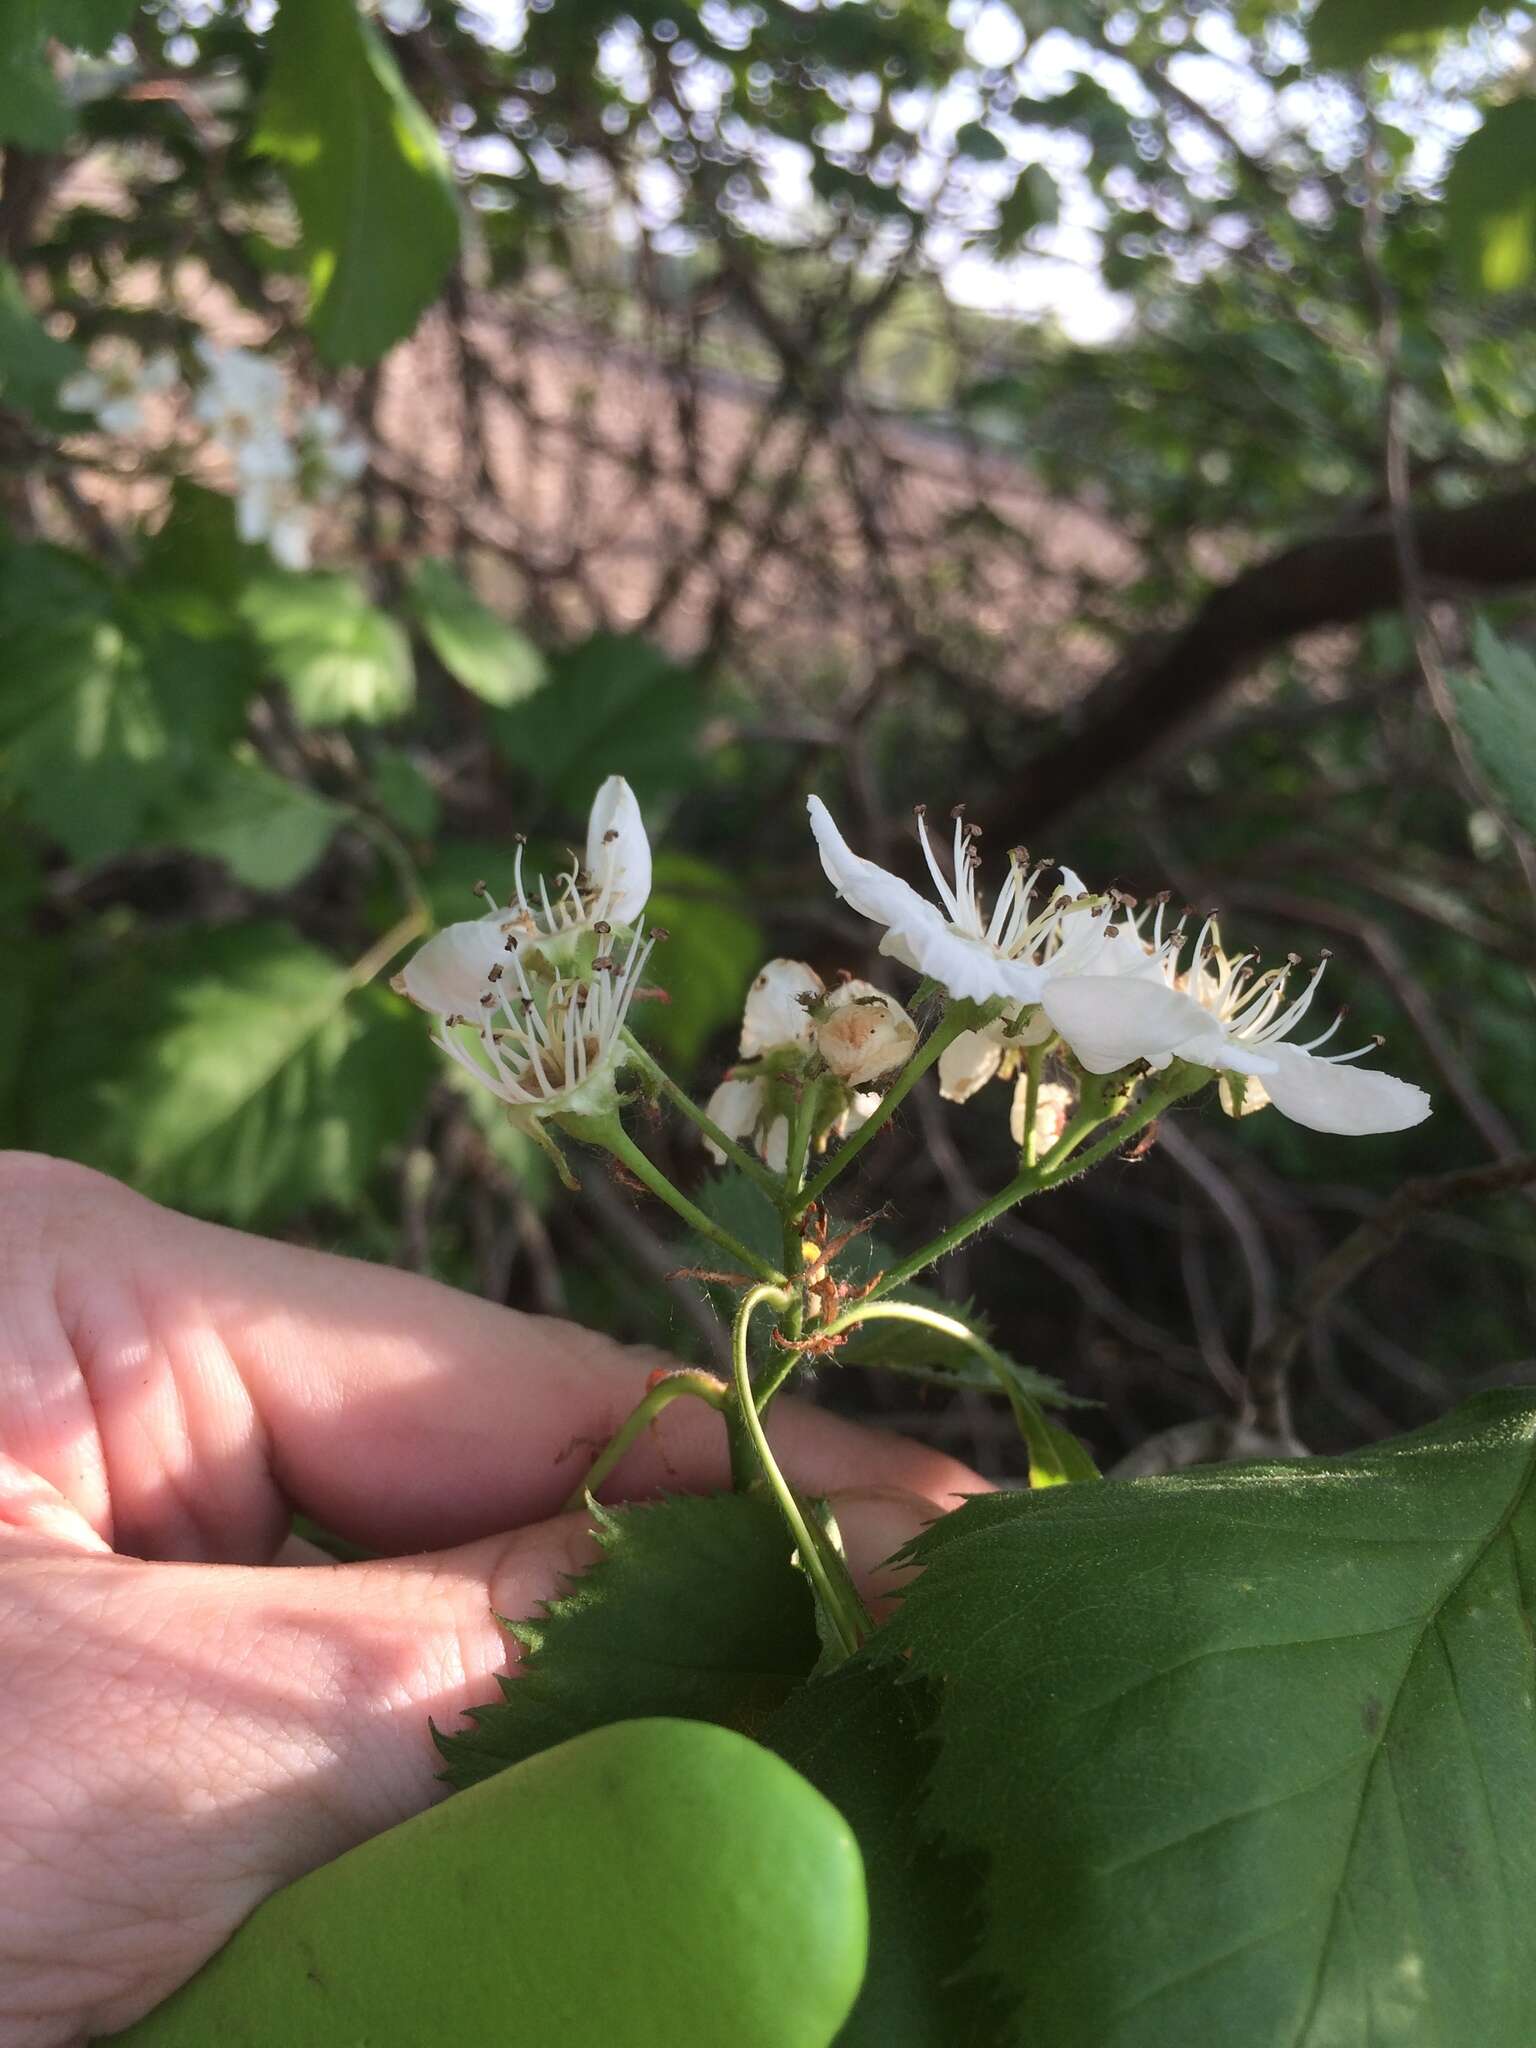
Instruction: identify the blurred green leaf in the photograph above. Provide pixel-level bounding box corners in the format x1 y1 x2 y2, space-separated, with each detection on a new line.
0 38 71 149
152 750 348 890
26 923 435 1223
1306 0 1486 67
140 482 265 621
1446 102 1536 296
640 851 763 1072
369 745 440 840
437 1493 819 1789
954 121 1008 162
1455 620 1536 837
492 633 707 808
994 164 1058 250
0 261 83 429
242 571 414 726
253 0 460 365
877 1392 1536 2045
14 0 141 53
407 558 548 708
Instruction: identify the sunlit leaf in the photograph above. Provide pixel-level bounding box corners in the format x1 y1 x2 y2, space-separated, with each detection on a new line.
407 558 547 708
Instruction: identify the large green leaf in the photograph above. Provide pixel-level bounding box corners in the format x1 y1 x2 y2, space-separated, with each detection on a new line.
406 558 547 708
437 1492 820 1788
242 572 414 726
877 1392 1536 2046
14 0 141 53
0 36 71 150
492 632 707 808
25 923 434 1223
151 751 348 890
253 0 460 365
763 1662 1003 2048
1306 0 1487 68
1453 620 1536 837
1446 102 1536 296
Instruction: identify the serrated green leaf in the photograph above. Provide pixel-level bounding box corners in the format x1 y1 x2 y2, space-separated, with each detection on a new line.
437 1492 820 1788
0 260 84 429
152 751 348 890
242 571 414 726
1307 0 1485 68
1446 102 1536 297
877 1391 1536 2045
763 1663 1004 2048
25 923 434 1222
1454 619 1536 837
252 0 459 366
407 558 547 708
491 632 707 808
638 851 764 1073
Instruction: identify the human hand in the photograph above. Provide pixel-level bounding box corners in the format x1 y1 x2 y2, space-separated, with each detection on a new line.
0 1153 986 2048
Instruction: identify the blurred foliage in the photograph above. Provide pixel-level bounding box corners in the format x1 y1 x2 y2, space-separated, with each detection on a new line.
0 0 1534 1480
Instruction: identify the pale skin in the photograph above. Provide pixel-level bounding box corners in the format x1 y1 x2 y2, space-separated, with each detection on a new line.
0 1152 988 2048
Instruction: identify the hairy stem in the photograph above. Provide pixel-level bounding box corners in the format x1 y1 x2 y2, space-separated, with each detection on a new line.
560 1371 730 1512
620 1030 782 1198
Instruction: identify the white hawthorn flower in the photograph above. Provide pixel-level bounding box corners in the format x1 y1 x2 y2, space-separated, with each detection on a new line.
1041 911 1431 1137
740 959 824 1057
807 795 1113 1006
59 348 177 435
432 925 655 1123
393 778 652 1014
815 979 918 1086
233 432 313 569
194 340 286 444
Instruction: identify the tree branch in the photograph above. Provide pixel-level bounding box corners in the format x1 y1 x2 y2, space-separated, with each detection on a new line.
991 481 1536 837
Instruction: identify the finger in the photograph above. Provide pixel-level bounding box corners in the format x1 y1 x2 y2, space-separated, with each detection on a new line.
6 1488 942 2040
1 1153 989 1563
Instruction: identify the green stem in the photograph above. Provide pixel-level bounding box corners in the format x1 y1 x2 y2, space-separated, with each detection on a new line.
1021 1042 1047 1168
864 1068 1206 1303
794 1005 975 1218
819 1298 1085 1486
620 1030 782 1199
561 1372 729 1512
732 1284 869 1660
581 1119 787 1285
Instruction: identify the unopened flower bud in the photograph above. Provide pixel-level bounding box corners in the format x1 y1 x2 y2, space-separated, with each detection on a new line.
1010 1077 1076 1154
740 959 825 1058
815 981 918 1085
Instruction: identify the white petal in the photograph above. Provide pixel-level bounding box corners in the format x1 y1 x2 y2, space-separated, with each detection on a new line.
1170 1030 1277 1078
843 1089 882 1133
139 351 180 394
269 510 313 572
1260 1048 1431 1137
703 1076 766 1162
237 431 298 482
760 1116 789 1173
740 959 823 1057
939 1024 1005 1103
903 920 1046 1006
585 775 651 925
97 396 144 436
59 371 104 411
807 796 948 942
1041 976 1209 1075
393 916 508 1017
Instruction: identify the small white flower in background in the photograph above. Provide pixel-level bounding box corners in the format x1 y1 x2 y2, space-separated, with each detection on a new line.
233 431 313 569
59 348 177 436
432 926 655 1123
1040 910 1431 1136
815 979 918 1086
740 959 823 1057
193 340 286 444
394 778 653 1017
808 795 1114 1007
1010 1077 1075 1153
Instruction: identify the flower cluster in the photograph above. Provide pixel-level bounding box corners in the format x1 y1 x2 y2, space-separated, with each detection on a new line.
703 961 916 1170
58 339 367 572
194 343 367 571
810 798 1430 1137
393 777 654 1126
